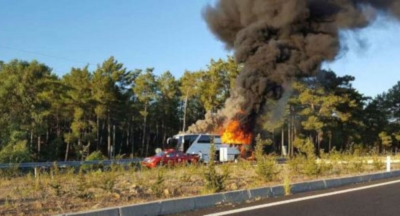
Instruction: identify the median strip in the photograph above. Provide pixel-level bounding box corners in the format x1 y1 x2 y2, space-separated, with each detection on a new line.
60 169 400 216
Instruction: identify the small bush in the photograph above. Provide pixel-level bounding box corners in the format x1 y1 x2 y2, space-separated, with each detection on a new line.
178 167 192 182
302 139 322 177
86 150 106 161
372 157 385 171
49 180 64 197
0 140 30 164
303 158 321 177
150 169 165 198
288 155 306 175
75 171 94 200
81 151 106 171
100 174 117 193
283 175 291 195
255 155 279 182
0 163 21 178
349 159 365 173
203 142 229 193
254 134 279 182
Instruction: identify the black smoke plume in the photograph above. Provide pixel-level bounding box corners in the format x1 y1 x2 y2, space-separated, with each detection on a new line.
188 0 400 138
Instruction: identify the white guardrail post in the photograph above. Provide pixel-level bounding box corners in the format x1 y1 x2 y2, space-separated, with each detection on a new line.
386 156 391 172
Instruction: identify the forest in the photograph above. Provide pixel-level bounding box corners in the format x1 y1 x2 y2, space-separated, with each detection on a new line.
0 56 398 162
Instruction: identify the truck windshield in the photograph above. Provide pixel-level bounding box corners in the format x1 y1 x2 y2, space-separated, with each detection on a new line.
168 137 181 149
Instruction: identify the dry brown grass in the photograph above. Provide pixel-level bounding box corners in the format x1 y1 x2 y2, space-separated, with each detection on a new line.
0 156 399 216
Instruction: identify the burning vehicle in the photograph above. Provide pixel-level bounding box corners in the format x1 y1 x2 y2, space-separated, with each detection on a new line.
167 133 241 163
167 119 257 162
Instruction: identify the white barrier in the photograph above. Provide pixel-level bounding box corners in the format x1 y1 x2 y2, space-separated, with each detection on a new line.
219 147 228 162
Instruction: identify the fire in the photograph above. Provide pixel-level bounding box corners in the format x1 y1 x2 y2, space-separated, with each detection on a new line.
221 120 252 145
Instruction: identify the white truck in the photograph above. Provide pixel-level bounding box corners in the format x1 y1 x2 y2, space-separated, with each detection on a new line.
167 133 240 163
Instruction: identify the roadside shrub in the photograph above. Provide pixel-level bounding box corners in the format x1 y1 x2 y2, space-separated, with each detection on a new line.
178 164 199 183
283 175 291 195
254 135 279 182
0 140 30 178
352 144 368 156
203 142 229 193
372 156 385 171
303 157 321 177
75 170 94 200
318 150 334 175
49 179 64 197
0 163 21 178
288 155 306 175
293 138 322 177
348 158 365 173
100 172 117 193
0 140 30 163
326 149 346 175
150 169 165 198
81 150 106 171
256 156 279 182
49 163 65 197
86 150 106 161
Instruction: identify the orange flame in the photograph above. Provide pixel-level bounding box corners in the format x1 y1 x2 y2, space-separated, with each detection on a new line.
221 120 252 145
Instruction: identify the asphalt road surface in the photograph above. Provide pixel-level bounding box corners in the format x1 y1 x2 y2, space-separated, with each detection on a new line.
171 178 400 216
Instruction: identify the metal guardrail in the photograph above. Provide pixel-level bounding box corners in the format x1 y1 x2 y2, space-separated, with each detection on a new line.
2 157 396 170
0 158 143 169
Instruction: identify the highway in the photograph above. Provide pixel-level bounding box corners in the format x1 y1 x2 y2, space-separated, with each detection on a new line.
171 178 400 216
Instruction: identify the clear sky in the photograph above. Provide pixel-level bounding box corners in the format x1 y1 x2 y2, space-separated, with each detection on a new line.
1 0 400 98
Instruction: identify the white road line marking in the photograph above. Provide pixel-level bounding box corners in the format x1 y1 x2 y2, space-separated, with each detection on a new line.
205 179 400 216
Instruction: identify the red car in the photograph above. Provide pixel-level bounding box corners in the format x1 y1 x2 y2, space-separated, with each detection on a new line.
141 149 199 168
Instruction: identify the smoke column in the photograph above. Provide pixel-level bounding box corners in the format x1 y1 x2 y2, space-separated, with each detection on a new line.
188 0 400 137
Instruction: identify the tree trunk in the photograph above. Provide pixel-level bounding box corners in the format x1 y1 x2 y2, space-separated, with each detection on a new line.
65 141 70 161
113 124 116 158
56 115 61 139
108 110 111 159
293 106 297 156
157 122 160 147
288 105 293 157
182 91 189 132
100 121 105 149
328 130 332 153
126 123 130 156
96 117 100 151
293 122 296 156
162 118 166 149
316 133 320 156
161 105 166 148
146 133 150 156
120 129 124 156
37 135 41 161
131 132 135 158
141 105 148 156
78 137 82 160
46 130 49 145
30 130 34 151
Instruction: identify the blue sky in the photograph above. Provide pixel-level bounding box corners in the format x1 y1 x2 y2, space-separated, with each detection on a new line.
1 0 399 98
